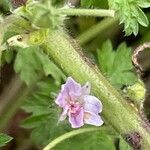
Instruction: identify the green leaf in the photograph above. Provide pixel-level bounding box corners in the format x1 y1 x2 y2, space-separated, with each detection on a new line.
13 0 65 29
0 133 13 148
81 0 93 8
0 0 11 13
2 50 14 63
0 49 14 67
14 46 65 85
108 0 150 36
97 40 115 75
97 40 137 87
35 50 65 85
21 79 58 117
14 46 41 85
3 30 19 43
132 6 148 27
55 132 116 150
21 114 50 129
21 79 72 146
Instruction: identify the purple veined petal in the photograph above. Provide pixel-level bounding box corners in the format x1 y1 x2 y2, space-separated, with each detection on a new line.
68 107 84 128
84 95 102 114
65 77 82 100
59 105 69 121
55 84 67 108
84 112 104 126
55 77 81 107
81 82 91 95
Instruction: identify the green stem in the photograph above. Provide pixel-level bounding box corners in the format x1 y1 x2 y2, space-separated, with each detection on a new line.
43 127 106 150
77 18 118 45
58 8 115 17
42 29 150 149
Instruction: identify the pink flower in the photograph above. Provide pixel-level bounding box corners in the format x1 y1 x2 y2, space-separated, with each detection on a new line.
55 77 104 128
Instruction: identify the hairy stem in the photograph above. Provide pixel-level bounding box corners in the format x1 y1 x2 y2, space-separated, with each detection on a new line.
58 8 115 17
41 29 150 149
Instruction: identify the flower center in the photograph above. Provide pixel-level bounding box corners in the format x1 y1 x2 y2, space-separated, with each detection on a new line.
68 101 82 116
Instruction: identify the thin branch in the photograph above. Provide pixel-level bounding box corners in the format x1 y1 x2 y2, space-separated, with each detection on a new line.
76 18 118 45
58 8 115 17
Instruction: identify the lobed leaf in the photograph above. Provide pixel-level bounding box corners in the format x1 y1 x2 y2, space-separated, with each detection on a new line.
21 79 72 146
108 0 150 36
97 40 137 87
14 46 65 85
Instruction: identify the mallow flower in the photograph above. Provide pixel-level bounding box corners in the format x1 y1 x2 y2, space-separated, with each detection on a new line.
55 77 104 128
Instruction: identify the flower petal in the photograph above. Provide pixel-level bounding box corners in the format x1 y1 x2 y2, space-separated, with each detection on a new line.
84 112 104 126
55 77 82 107
81 82 91 95
84 95 102 114
65 77 82 100
55 84 67 108
68 108 84 128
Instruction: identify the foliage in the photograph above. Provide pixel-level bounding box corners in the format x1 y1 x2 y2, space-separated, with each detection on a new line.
13 0 65 29
21 78 131 149
0 0 10 13
55 132 116 150
21 79 71 146
108 0 150 36
81 0 93 8
97 40 137 87
0 0 150 149
21 78 118 149
14 46 65 85
0 133 13 148
1 50 14 65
